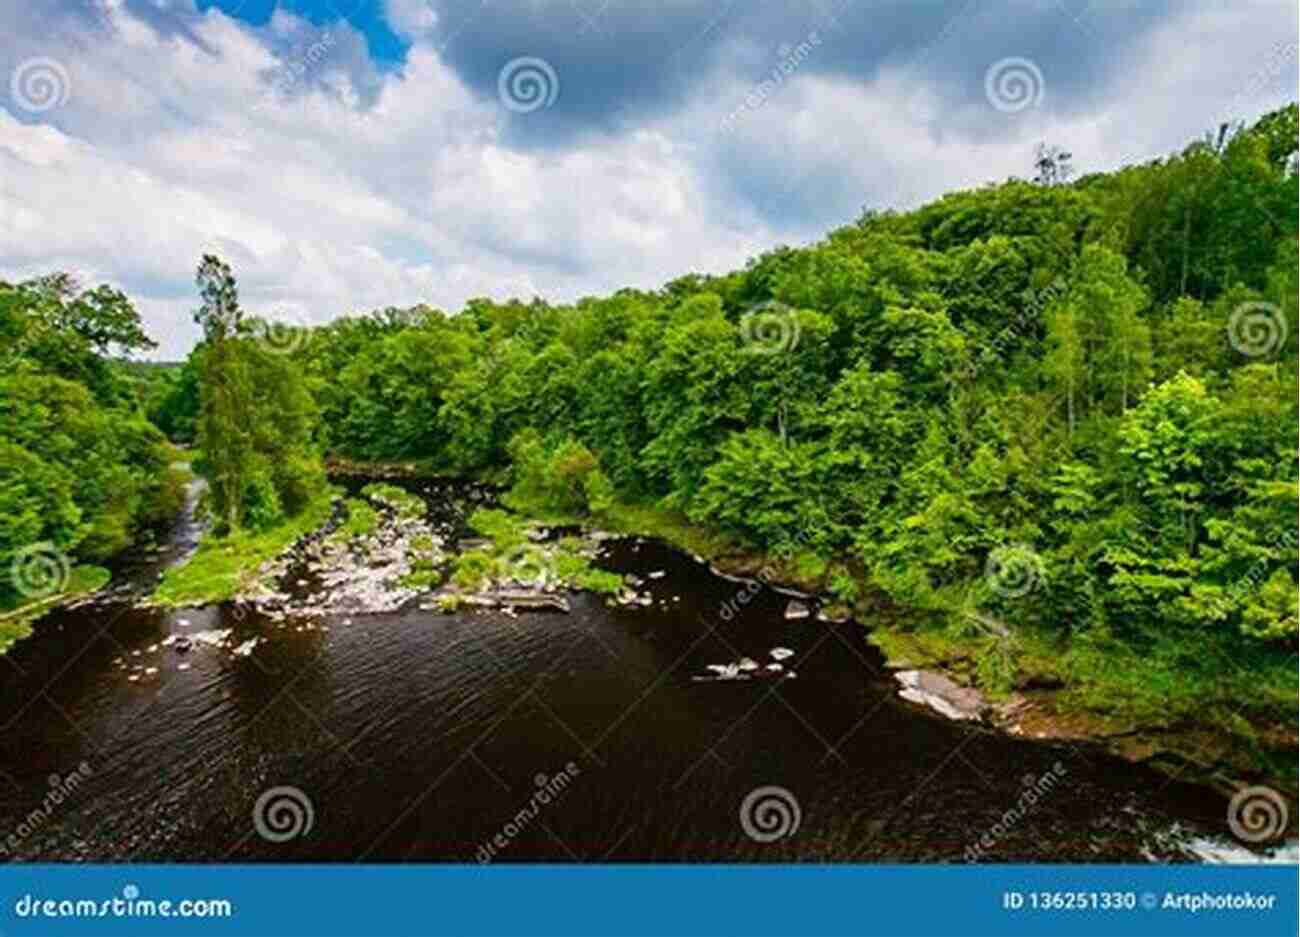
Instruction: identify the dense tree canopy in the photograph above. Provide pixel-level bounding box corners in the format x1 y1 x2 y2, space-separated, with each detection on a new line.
0 278 180 607
255 105 1298 659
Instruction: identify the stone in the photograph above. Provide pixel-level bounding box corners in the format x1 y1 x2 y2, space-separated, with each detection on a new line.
894 670 988 721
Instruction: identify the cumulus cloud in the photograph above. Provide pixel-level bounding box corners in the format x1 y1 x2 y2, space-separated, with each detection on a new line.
0 0 1293 358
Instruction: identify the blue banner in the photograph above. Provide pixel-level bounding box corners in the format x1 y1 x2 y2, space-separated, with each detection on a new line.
1 865 1296 936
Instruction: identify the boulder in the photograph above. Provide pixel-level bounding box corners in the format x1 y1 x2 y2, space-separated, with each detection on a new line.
784 600 811 620
894 670 988 721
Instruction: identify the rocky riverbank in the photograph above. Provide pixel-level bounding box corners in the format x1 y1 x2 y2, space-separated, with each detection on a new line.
221 465 1294 815
611 528 1298 806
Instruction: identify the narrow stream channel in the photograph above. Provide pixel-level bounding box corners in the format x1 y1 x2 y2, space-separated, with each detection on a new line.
0 477 1288 862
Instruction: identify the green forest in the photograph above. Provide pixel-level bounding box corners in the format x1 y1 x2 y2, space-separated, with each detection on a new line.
4 106 1298 772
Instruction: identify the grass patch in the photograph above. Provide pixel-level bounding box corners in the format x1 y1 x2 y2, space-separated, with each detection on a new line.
865 612 1297 777
452 507 627 596
0 565 111 654
500 490 741 561
399 568 442 590
332 498 379 542
597 500 739 559
360 482 425 520
152 490 337 607
451 550 496 590
1059 629 1298 729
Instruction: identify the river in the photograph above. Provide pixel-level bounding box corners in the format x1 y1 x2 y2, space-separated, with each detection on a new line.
0 476 1288 862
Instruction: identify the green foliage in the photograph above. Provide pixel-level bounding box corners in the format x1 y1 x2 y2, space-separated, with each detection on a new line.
335 498 379 541
505 431 615 517
104 112 1300 738
153 489 336 607
451 550 496 590
191 256 327 533
0 277 181 611
359 482 425 519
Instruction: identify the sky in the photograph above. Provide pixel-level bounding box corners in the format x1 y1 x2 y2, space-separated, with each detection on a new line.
1 0 1296 359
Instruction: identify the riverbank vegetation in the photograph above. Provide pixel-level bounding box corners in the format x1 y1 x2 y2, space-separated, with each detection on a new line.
149 255 334 606
0 274 187 639
11 107 1294 777
190 107 1291 771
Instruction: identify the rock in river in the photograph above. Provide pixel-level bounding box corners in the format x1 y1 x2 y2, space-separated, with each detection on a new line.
894 670 988 722
784 601 811 620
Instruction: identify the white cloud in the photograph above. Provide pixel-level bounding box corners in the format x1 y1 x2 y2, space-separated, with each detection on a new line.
0 4 772 358
383 0 439 38
0 0 1292 359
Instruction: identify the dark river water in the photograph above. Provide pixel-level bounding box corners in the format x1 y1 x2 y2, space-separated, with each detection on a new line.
0 477 1277 862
